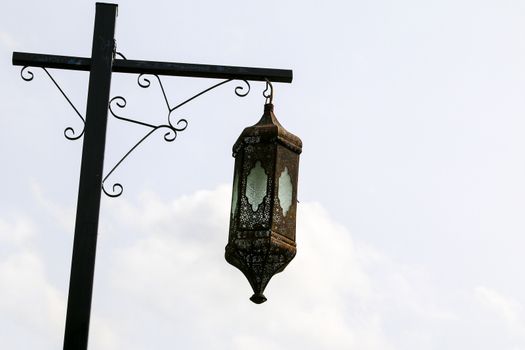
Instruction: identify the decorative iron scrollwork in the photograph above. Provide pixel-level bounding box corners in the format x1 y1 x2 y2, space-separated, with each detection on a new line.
103 72 251 197
19 61 254 198
20 66 85 140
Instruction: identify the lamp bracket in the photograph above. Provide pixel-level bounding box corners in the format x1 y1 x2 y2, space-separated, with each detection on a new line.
17 42 294 198
19 62 252 198
103 71 251 197
20 66 86 140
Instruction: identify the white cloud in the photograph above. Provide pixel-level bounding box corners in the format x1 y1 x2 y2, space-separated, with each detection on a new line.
0 216 34 246
95 185 454 350
4 185 525 349
0 214 119 350
97 185 389 349
475 286 525 338
0 31 16 50
89 316 121 350
31 182 75 235
0 217 64 349
0 251 64 332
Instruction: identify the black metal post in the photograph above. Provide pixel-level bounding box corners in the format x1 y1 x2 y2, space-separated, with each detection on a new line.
63 4 117 350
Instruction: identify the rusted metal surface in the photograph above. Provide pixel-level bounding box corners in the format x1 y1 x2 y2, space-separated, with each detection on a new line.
226 103 302 304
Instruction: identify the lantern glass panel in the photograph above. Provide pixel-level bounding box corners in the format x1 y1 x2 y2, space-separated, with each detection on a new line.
246 160 268 211
231 169 239 217
278 167 293 216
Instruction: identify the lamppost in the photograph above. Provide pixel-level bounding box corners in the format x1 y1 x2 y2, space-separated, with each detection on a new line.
12 3 301 350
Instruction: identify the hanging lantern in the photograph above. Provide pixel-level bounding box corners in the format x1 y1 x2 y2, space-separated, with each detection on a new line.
225 83 302 303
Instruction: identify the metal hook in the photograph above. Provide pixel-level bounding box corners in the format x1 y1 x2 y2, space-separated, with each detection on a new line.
263 78 273 104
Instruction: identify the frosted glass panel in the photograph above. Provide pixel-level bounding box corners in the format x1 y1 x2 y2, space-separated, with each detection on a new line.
246 161 267 211
231 170 239 217
278 167 293 216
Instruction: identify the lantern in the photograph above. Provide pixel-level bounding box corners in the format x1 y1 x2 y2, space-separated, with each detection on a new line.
225 101 302 304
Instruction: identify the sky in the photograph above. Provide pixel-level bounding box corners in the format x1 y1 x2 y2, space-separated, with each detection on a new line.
2 0 525 349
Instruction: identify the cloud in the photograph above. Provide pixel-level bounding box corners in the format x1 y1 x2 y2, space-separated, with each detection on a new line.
0 214 119 350
0 217 64 349
475 286 525 338
0 31 17 50
31 182 75 235
4 184 525 349
0 216 34 246
0 251 64 332
96 185 454 350
97 185 388 349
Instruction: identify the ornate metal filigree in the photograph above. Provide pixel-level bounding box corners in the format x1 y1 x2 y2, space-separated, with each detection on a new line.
103 72 251 197
19 60 255 198
20 66 85 140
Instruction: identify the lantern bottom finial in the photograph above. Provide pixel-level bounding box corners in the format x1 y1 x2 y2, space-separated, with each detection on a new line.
250 293 267 304
225 233 296 304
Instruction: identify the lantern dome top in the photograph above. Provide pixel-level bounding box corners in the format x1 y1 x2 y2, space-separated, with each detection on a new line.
233 103 302 157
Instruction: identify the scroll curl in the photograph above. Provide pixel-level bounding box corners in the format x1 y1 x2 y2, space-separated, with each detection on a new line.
19 66 85 140
104 74 252 198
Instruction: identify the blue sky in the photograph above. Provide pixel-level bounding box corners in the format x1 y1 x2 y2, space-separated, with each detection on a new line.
2 0 525 349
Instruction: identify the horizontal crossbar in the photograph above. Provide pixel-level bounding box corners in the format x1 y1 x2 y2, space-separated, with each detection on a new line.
12 52 293 83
